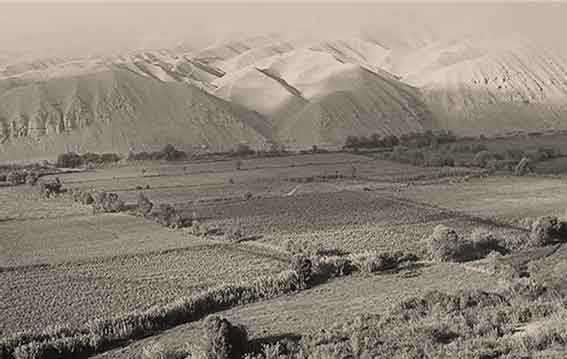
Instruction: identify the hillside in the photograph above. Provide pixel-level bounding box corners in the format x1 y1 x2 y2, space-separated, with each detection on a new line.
3 30 567 160
0 67 270 162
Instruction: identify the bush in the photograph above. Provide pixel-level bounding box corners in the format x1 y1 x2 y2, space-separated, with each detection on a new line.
151 204 185 229
6 171 27 186
200 316 248 359
348 251 404 273
469 230 508 258
38 178 64 199
56 153 83 168
161 144 187 161
233 144 254 157
136 192 153 217
424 225 464 262
91 191 124 213
224 225 243 242
290 255 312 289
473 150 495 167
514 157 531 176
314 256 354 278
529 216 567 247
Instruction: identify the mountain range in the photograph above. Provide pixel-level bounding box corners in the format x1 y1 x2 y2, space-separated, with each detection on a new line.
2 27 567 161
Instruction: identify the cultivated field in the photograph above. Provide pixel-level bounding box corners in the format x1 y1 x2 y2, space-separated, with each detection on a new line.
2 151 567 357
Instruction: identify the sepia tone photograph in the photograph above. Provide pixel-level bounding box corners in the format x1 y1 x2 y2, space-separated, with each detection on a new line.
1 1 567 358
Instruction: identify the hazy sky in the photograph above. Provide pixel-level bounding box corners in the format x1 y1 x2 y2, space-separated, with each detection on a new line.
0 2 566 59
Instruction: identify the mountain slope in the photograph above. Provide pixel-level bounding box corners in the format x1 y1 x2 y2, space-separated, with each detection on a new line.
213 46 434 147
0 67 270 162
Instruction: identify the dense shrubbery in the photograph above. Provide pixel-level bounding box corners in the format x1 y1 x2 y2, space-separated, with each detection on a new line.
347 251 416 273
55 152 121 168
38 178 64 199
91 191 125 213
359 131 562 173
344 130 456 150
231 144 255 157
529 216 567 247
151 203 185 229
424 225 506 262
5 171 39 186
136 192 153 217
128 144 187 162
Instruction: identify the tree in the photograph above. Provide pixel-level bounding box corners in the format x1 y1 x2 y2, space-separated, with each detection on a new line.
56 152 83 168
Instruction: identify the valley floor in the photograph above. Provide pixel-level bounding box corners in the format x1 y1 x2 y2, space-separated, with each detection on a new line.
2 153 566 355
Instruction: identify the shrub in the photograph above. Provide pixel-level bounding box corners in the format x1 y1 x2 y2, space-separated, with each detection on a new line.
91 191 124 213
314 256 354 278
6 171 27 186
469 230 507 258
233 144 254 157
473 150 495 167
79 191 94 205
136 192 153 217
161 144 187 161
529 216 567 247
25 172 39 186
152 204 185 229
348 251 402 273
424 225 467 262
99 153 121 164
514 157 531 176
200 316 248 359
224 225 243 242
56 153 83 168
290 255 312 289
38 178 64 199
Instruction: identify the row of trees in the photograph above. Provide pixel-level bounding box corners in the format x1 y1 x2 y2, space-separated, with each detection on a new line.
385 145 561 173
344 130 458 150
56 152 121 168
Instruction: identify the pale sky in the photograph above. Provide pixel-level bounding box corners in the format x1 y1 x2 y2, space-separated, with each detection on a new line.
0 2 566 59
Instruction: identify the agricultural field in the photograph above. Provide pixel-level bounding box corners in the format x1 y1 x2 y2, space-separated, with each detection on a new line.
0 244 287 334
2 151 567 357
398 175 567 223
